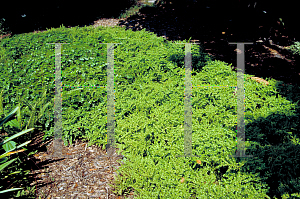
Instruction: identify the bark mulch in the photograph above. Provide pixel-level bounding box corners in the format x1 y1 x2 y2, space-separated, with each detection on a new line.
29 132 135 199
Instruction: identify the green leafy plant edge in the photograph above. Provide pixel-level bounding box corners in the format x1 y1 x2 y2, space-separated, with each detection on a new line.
0 106 33 194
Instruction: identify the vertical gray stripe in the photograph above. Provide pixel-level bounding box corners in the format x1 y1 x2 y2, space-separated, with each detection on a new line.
53 43 63 157
106 43 116 157
229 42 253 158
175 42 200 159
237 43 246 157
46 42 69 158
184 43 192 157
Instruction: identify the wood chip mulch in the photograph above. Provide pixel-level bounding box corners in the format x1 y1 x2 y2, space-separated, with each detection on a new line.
30 136 137 199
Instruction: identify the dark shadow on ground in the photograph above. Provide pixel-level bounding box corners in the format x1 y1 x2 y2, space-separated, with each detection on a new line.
116 0 300 86
0 0 138 35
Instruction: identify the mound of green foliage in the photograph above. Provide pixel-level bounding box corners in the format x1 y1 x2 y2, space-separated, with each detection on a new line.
289 41 300 57
1 24 299 198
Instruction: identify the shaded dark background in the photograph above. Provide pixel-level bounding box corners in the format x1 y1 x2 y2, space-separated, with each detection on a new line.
167 0 298 42
0 0 139 34
0 0 298 40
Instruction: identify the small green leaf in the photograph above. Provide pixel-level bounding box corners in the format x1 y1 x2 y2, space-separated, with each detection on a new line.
3 141 17 152
0 187 23 194
0 106 19 127
16 140 31 149
0 157 8 164
0 158 17 172
1 128 34 145
6 119 20 129
9 170 21 175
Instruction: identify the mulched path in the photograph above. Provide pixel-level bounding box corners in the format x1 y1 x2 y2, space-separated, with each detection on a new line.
1 1 299 198
29 134 133 199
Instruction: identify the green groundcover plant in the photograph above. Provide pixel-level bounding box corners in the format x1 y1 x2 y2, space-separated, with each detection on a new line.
289 41 300 57
0 24 299 198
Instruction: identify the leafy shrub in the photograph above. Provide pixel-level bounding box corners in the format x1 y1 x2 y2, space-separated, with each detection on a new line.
289 41 300 57
1 24 299 198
